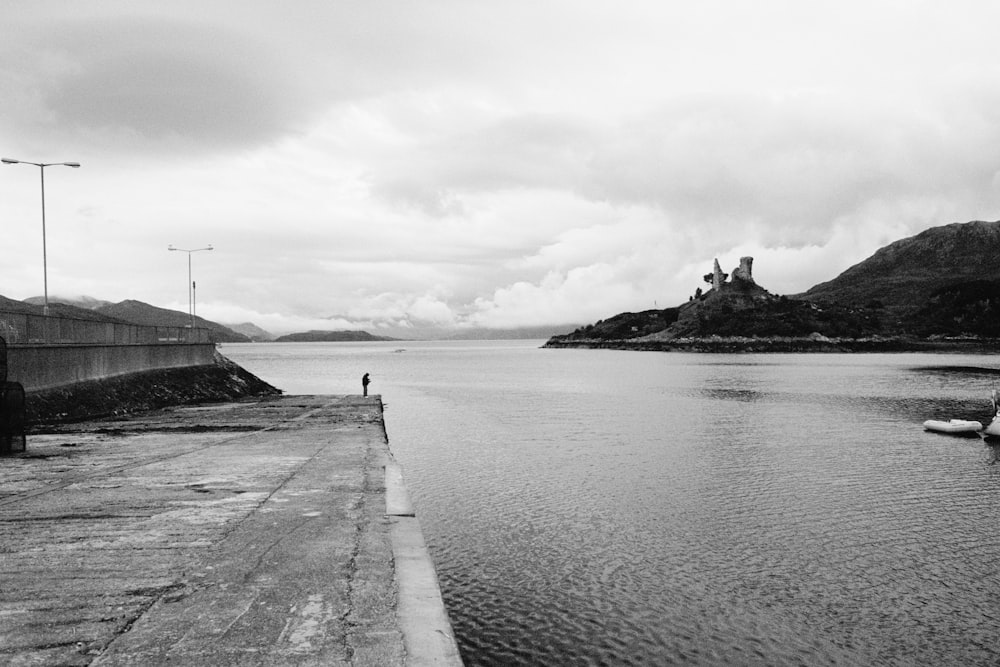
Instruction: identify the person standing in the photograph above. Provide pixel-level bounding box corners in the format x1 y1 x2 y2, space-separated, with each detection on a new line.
362 372 371 397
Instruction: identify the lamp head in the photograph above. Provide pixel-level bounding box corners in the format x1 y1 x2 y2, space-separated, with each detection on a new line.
63 162 81 168
1 158 19 164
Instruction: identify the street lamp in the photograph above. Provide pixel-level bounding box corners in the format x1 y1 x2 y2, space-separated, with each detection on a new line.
167 245 213 329
2 157 81 316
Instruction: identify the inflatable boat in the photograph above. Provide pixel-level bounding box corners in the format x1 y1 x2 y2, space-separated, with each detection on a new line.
923 419 983 435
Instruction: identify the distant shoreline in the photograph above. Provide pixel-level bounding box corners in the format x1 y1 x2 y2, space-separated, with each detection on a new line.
542 336 1000 354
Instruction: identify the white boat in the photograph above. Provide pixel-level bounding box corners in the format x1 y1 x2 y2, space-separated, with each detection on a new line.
983 390 1000 439
923 419 983 435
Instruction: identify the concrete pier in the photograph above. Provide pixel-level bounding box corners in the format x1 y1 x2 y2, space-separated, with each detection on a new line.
0 395 462 666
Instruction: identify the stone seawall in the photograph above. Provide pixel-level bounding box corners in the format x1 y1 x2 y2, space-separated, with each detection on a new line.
7 342 217 392
25 351 281 426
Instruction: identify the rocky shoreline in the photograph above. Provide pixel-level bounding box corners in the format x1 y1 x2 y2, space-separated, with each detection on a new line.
543 335 1000 354
25 351 281 427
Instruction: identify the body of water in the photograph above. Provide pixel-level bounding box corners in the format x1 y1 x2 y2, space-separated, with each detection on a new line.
222 341 1000 666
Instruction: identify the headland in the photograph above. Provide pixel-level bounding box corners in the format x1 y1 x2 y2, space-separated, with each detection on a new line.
544 335 1000 353
545 236 1000 354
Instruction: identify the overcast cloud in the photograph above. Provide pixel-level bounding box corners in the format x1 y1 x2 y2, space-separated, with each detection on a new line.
2 0 999 335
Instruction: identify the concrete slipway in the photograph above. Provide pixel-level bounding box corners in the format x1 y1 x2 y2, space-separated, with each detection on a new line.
0 395 463 666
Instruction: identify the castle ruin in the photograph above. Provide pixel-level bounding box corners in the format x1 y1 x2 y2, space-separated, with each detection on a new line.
706 256 756 290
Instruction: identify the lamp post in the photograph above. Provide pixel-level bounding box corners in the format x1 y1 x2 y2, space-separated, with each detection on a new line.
2 158 81 316
167 245 213 329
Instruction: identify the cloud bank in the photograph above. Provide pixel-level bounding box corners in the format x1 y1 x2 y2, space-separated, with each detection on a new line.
2 1 999 335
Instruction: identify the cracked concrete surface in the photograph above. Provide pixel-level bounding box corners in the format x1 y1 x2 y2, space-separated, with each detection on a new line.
0 395 461 666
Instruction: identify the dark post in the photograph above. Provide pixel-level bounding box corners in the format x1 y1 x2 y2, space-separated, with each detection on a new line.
0 382 26 454
0 336 26 454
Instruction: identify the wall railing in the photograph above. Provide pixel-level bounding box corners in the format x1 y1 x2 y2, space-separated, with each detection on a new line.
0 310 212 345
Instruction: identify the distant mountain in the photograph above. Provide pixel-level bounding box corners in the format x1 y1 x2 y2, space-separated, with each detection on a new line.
274 330 400 342
445 325 582 340
96 300 250 343
224 322 275 342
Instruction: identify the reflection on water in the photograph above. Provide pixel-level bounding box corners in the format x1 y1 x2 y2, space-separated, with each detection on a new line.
222 343 1000 666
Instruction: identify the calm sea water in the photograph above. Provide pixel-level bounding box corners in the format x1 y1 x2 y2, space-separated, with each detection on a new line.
221 341 1000 666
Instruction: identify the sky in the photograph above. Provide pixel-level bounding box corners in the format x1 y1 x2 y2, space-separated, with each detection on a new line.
2 0 1000 336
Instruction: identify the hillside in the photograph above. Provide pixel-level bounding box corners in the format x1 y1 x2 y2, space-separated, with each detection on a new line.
800 220 1000 313
899 279 1000 337
24 295 114 310
96 300 250 343
556 309 679 341
0 295 129 323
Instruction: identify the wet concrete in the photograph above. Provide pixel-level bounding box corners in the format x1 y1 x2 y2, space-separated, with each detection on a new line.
0 395 461 666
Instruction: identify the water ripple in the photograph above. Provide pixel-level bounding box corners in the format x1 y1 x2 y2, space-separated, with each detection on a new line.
223 344 1000 666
